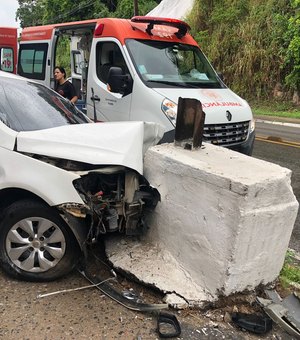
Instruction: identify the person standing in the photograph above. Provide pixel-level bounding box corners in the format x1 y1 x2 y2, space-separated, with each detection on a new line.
54 66 78 104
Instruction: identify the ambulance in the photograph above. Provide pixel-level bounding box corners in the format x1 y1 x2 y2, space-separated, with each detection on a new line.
18 16 255 154
0 27 17 74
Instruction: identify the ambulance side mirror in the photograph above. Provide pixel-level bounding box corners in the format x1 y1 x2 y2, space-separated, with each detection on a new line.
107 67 133 96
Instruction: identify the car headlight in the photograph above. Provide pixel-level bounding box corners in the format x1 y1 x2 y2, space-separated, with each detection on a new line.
243 99 255 133
250 116 255 133
161 99 177 126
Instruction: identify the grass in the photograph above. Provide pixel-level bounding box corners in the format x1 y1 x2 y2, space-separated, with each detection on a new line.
279 250 300 290
250 101 300 119
253 108 300 119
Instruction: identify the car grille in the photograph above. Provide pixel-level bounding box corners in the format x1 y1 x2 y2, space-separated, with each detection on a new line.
203 121 250 146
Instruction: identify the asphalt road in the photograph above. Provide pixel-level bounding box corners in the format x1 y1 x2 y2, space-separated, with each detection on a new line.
255 118 300 144
253 118 300 253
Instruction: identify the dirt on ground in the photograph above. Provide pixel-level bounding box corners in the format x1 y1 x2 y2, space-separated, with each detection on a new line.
0 246 297 340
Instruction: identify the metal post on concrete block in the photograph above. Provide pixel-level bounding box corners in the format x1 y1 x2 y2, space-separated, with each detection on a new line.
174 97 206 149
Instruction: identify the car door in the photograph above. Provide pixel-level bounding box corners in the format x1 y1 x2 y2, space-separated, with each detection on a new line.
86 38 132 122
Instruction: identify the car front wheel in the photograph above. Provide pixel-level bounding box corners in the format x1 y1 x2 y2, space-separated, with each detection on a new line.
0 200 80 281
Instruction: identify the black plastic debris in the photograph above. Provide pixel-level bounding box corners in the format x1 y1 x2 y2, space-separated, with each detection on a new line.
157 311 181 338
231 312 273 334
79 269 168 312
257 290 300 339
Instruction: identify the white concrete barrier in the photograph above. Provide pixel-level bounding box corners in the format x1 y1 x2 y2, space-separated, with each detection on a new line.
106 143 299 306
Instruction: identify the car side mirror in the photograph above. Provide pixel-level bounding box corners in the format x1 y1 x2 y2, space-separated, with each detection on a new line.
107 67 133 96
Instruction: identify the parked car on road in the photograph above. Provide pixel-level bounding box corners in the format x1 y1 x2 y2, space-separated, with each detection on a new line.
0 71 162 282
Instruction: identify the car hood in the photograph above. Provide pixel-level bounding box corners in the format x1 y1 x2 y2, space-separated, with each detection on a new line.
16 121 164 174
154 87 252 123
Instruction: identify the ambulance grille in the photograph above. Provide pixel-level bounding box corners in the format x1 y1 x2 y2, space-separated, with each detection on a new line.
203 121 250 146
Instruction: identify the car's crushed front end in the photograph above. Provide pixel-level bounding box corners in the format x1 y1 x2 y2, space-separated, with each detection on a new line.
15 121 164 245
60 165 160 237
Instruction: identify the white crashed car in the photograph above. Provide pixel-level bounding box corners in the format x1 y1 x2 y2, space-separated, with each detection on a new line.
0 71 162 281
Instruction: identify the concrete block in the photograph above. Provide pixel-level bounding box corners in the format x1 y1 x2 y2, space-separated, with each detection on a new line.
106 143 299 304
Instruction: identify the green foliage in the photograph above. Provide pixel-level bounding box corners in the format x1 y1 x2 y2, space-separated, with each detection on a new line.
56 37 71 76
16 0 161 26
16 0 44 27
251 100 300 119
114 0 159 18
280 250 300 288
283 0 300 90
188 0 300 100
93 3 111 19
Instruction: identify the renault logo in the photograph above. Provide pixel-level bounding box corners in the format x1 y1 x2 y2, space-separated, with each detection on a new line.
226 110 232 121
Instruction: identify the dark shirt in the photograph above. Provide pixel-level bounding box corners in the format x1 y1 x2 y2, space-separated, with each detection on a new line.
55 81 77 101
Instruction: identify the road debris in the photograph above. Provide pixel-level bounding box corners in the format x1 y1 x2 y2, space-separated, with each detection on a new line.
231 312 272 334
157 311 181 338
257 289 300 339
79 269 168 312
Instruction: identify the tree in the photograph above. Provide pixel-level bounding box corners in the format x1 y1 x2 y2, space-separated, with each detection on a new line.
188 0 300 99
16 0 45 27
16 0 162 27
283 0 300 91
114 0 159 18
133 0 139 15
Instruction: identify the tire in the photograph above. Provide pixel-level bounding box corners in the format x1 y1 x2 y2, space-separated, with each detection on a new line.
0 199 80 281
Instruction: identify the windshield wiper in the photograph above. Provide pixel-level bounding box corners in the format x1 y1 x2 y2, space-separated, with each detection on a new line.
195 82 224 89
146 80 198 88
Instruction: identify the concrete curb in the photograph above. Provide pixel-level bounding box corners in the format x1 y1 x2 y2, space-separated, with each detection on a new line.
254 115 300 129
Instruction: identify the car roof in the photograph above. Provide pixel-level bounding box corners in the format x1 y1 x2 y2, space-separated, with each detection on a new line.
0 71 29 81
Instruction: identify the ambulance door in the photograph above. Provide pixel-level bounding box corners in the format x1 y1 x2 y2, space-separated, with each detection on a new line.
18 28 56 87
0 47 15 73
0 27 17 74
87 38 132 122
70 36 84 101
69 33 92 108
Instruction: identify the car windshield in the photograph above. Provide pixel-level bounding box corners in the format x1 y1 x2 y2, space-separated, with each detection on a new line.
126 39 225 89
0 76 90 132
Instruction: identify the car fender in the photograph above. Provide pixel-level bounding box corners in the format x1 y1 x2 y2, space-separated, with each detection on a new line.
0 147 83 206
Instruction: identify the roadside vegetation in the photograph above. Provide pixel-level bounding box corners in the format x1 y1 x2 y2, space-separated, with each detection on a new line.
279 250 300 291
251 100 300 119
252 108 300 119
187 0 300 118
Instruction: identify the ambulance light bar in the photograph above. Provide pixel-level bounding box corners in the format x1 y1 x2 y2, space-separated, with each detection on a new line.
131 16 190 38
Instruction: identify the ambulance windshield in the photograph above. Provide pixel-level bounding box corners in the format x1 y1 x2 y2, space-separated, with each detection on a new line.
126 39 225 89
